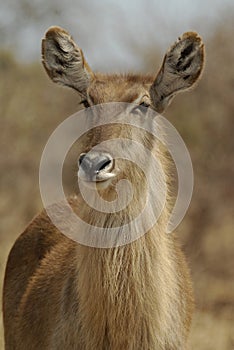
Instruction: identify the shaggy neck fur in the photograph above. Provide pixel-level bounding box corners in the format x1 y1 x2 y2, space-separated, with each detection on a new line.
76 227 180 349
69 191 184 350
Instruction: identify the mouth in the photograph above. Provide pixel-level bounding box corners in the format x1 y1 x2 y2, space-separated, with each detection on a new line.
94 172 116 182
78 170 116 183
78 170 116 190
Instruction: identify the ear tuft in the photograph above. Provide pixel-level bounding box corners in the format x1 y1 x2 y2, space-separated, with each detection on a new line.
150 32 205 113
167 32 205 85
42 26 93 97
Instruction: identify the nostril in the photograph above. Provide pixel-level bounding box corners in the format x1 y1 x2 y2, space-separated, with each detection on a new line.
97 159 112 172
79 153 86 166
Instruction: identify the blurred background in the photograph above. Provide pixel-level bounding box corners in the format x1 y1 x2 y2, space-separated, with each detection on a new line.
0 0 234 349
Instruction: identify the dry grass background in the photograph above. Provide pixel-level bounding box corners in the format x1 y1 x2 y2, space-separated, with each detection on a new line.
0 20 234 349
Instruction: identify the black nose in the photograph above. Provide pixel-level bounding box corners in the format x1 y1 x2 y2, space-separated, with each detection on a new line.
79 152 113 178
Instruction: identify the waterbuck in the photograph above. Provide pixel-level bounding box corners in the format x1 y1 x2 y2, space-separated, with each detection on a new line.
3 26 204 349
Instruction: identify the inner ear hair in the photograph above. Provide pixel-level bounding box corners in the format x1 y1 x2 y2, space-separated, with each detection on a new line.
42 26 93 98
150 32 205 113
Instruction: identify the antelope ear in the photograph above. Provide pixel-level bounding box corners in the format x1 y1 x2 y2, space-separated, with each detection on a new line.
150 32 205 113
42 26 93 98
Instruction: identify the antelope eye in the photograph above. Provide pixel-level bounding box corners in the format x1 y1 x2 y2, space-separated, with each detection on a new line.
131 101 150 115
140 101 150 108
81 100 90 108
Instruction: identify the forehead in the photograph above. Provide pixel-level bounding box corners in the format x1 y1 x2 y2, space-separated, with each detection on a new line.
88 74 153 104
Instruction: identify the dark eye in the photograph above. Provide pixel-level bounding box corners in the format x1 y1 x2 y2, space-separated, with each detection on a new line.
131 101 150 115
81 100 90 108
140 101 150 108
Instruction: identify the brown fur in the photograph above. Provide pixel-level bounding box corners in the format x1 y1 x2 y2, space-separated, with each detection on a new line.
3 26 205 349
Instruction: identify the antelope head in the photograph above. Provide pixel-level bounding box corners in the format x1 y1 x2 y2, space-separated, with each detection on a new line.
42 27 204 193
